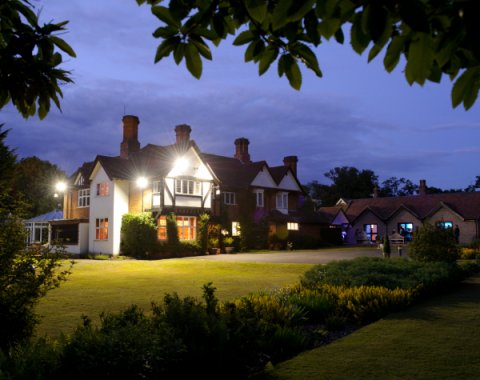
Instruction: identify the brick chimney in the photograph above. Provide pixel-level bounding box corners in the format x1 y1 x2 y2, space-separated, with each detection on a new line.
372 185 379 198
234 137 251 163
175 124 192 145
120 115 140 159
283 156 298 176
419 179 427 196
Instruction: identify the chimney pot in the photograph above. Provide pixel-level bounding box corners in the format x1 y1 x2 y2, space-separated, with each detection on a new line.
283 155 298 176
419 179 427 196
234 137 251 163
175 124 192 145
120 115 140 159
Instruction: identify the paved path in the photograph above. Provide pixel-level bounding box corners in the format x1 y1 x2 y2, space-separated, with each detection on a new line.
187 246 402 264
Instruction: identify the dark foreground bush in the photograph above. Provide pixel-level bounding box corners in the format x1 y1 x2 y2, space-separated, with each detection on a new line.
1 284 309 380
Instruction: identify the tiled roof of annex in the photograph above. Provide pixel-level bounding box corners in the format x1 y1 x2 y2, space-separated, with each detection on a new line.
320 192 480 223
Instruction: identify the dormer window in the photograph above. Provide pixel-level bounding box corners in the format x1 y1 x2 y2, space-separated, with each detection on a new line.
175 178 201 195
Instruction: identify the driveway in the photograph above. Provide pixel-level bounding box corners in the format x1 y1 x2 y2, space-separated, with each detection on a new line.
188 246 403 264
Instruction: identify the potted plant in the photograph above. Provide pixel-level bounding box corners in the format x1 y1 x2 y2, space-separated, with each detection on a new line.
224 236 235 253
208 237 220 255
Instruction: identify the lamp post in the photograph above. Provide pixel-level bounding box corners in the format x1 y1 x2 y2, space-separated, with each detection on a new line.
136 176 148 212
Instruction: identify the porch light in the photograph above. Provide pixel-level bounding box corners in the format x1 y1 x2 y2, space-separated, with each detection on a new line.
136 176 148 189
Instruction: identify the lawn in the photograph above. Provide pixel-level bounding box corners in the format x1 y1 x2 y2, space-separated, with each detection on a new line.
268 275 480 380
35 258 312 337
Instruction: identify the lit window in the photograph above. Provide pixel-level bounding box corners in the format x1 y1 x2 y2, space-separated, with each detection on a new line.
224 192 236 205
78 189 90 207
175 178 201 195
157 216 167 240
157 215 196 241
177 216 197 241
364 224 377 241
276 192 288 210
96 182 109 196
77 175 84 186
255 190 264 207
287 222 299 231
95 218 109 240
398 222 414 241
232 221 240 236
437 221 453 229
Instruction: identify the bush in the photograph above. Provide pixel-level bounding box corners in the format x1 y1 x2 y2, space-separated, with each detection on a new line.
301 257 463 295
120 213 157 259
409 223 459 262
321 284 414 324
383 234 391 258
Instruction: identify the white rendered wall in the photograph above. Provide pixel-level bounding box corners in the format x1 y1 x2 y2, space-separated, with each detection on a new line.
89 166 114 255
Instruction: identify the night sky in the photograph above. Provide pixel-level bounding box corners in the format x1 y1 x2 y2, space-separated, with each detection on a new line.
3 0 480 189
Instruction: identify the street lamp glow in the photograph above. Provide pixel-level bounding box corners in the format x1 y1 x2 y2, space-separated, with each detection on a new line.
55 181 67 193
136 176 148 189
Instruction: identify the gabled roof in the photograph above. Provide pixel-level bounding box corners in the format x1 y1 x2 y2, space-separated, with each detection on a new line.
316 206 344 224
76 132 302 192
71 161 95 187
336 192 480 223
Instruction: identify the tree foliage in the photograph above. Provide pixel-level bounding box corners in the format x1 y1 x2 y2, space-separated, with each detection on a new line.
380 177 418 197
11 156 67 218
305 166 378 206
137 0 480 110
0 128 71 350
0 0 75 119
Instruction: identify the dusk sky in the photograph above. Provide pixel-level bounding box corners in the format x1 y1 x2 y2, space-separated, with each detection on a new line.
3 0 480 190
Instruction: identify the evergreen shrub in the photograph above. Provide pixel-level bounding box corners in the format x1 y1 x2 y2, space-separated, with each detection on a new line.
120 213 157 259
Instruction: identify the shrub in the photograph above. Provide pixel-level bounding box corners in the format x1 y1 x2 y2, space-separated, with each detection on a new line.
197 213 209 254
301 257 463 295
321 284 415 324
383 234 391 258
409 223 459 262
120 213 157 259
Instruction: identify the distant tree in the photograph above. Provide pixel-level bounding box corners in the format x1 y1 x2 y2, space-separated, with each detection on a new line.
11 156 67 218
138 0 480 110
380 177 418 197
305 167 378 206
465 176 480 192
0 0 75 119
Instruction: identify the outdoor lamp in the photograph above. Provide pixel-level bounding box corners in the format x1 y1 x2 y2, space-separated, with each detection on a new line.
173 157 189 173
54 181 67 198
136 176 148 189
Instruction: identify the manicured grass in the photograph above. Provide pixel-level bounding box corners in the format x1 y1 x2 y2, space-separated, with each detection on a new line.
35 258 312 338
268 275 480 380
